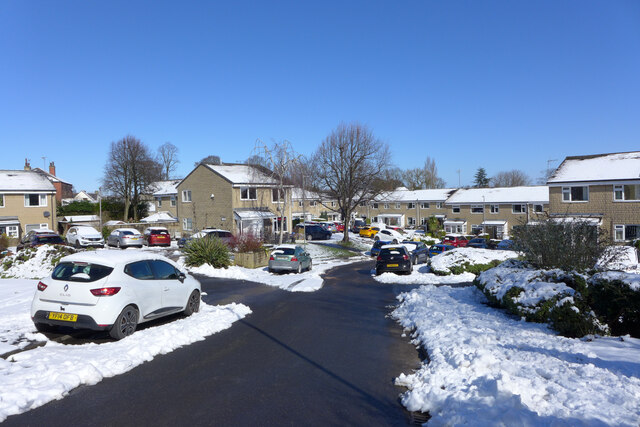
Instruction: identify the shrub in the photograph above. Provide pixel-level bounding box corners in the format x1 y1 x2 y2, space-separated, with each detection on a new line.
448 260 502 276
588 274 640 337
233 233 265 253
0 234 9 252
183 236 232 268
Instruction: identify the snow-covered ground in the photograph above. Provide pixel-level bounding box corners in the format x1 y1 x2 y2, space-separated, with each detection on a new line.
430 247 519 275
0 278 250 422
373 264 476 285
393 285 640 426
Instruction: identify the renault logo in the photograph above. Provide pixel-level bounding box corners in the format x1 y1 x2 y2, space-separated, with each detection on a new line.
64 284 69 292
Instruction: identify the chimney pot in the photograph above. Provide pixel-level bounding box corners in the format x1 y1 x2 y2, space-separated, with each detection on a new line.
49 161 56 176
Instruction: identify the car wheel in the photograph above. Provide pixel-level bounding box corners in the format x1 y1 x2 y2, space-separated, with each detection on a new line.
375 267 383 276
268 267 274 273
74 240 80 249
184 290 200 316
306 234 313 241
34 322 57 334
412 256 417 265
374 236 379 241
308 260 312 271
297 263 302 274
393 239 398 244
116 240 121 249
109 305 138 340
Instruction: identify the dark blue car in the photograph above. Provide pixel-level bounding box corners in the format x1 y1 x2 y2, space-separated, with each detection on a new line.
467 238 496 249
370 240 386 257
401 241 429 264
428 244 455 257
298 224 331 241
496 239 515 250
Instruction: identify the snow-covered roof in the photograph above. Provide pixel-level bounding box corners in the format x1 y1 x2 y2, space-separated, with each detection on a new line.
291 188 323 200
548 151 640 184
149 180 181 196
104 220 126 226
141 212 178 223
234 210 277 220
206 164 280 186
445 186 549 204
0 170 56 192
60 215 100 222
32 168 71 185
375 188 456 202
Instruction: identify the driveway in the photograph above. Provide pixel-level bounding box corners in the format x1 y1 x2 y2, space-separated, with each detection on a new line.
4 261 426 426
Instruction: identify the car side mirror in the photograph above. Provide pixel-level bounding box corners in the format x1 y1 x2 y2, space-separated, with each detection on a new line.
178 272 186 283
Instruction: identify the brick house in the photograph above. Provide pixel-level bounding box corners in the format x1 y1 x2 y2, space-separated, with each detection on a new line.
177 164 292 237
547 151 640 242
0 170 58 238
31 161 73 203
148 179 181 218
443 186 549 239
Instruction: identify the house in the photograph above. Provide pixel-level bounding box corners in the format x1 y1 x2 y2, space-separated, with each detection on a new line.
177 163 293 237
58 215 101 233
367 188 456 229
443 186 549 238
547 151 640 242
0 170 58 238
291 188 341 223
147 179 181 217
29 160 73 203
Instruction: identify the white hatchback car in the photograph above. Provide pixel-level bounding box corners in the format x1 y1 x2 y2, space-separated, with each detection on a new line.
66 226 105 248
31 251 201 340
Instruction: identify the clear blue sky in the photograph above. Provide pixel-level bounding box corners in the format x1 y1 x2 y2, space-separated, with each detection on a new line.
1 1 639 191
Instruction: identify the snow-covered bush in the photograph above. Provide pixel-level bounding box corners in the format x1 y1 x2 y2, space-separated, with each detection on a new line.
475 260 608 338
430 248 519 276
183 236 231 269
1 244 75 279
588 272 640 337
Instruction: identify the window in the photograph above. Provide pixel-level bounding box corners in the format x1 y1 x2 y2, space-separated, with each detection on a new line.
372 217 378 223
170 197 176 207
436 202 443 209
150 260 179 280
241 187 257 200
359 201 367 207
298 201 304 207
309 201 317 207
182 190 192 202
395 202 401 209
125 261 154 280
471 205 484 214
562 186 589 202
471 224 483 235
272 188 284 203
420 202 429 209
614 224 640 242
452 205 460 214
331 201 336 207
512 204 526 214
0 194 3 208
157 198 162 207
533 204 544 213
614 184 640 201
372 203 379 209
183 218 193 231
384 203 389 209
407 202 416 209
408 217 416 226
490 204 499 214
24 194 47 207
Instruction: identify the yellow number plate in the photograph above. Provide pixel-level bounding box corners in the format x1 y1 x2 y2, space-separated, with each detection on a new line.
387 263 399 267
48 312 78 322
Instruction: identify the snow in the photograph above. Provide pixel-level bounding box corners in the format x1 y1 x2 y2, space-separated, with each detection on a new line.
392 285 640 426
430 247 519 275
591 271 640 291
445 186 549 204
0 170 56 191
140 211 178 223
205 164 279 185
373 265 476 285
149 179 181 196
596 246 640 273
1 245 72 279
548 151 640 183
375 188 456 202
0 277 250 422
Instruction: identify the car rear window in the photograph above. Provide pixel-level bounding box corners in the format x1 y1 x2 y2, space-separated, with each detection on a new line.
150 230 169 235
273 248 295 255
380 248 404 256
36 235 64 244
213 231 232 238
52 262 114 282
121 230 137 236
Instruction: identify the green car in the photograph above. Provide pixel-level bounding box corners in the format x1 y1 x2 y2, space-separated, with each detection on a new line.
268 245 312 274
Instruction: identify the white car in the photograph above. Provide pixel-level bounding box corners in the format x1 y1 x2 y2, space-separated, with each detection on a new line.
31 251 201 340
66 226 105 248
374 228 405 244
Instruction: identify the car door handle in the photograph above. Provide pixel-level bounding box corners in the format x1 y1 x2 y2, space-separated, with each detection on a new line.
163 287 170 291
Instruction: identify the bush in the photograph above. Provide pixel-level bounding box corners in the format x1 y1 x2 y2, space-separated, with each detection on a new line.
448 260 502 276
588 274 640 337
183 236 232 268
232 233 264 253
0 234 9 252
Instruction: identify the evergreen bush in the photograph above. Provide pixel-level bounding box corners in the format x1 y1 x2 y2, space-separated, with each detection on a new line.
588 275 640 337
183 236 232 268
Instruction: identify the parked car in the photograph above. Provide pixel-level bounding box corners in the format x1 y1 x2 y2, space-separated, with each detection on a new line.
268 245 312 274
143 227 171 247
442 234 469 247
178 228 234 248
370 239 387 257
296 224 331 241
350 219 366 233
359 226 381 238
428 244 455 257
65 226 105 248
375 245 412 275
334 222 345 232
401 241 429 264
107 228 144 248
467 238 496 249
496 239 515 250
321 222 337 233
374 228 405 243
31 251 201 340
17 232 65 251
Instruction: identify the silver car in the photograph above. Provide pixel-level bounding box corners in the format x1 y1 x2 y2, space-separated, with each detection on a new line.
268 245 312 274
107 228 144 248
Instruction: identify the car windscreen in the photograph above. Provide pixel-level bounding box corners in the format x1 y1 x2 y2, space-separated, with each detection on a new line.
52 262 114 282
214 231 233 238
273 248 295 256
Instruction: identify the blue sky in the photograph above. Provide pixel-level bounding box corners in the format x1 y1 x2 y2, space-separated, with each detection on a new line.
1 1 639 191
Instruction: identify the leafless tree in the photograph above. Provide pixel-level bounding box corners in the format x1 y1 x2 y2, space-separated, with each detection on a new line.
194 155 221 167
402 157 446 190
491 170 531 187
103 135 162 221
157 142 179 180
308 122 393 243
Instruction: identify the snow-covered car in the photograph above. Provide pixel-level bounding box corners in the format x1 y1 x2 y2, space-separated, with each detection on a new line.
374 228 405 244
31 251 201 340
400 241 429 264
16 232 65 250
107 228 144 248
268 244 312 273
65 226 105 248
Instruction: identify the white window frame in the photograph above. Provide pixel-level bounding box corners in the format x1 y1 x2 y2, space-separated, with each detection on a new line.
420 202 429 209
436 202 443 209
309 201 317 207
562 186 589 202
490 204 499 214
613 184 640 202
298 201 304 208
407 202 416 209
157 198 162 207
395 202 401 209
372 217 378 223
330 201 336 207
7 225 18 237
408 217 416 226
182 217 193 231
512 204 527 214
359 201 367 207
182 190 192 203
383 203 389 209
420 217 428 225
240 187 257 201
170 197 176 207
452 205 460 214
614 224 640 242
471 205 484 214
271 188 284 203
533 204 544 213
24 193 47 207
372 203 379 209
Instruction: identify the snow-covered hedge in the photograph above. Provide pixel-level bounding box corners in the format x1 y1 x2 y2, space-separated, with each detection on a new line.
588 272 640 337
430 247 519 276
1 245 75 279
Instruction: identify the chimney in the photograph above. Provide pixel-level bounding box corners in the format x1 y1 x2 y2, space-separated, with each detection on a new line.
24 158 31 171
49 161 56 176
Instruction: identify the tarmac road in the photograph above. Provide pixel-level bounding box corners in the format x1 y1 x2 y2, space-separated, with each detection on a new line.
5 260 426 426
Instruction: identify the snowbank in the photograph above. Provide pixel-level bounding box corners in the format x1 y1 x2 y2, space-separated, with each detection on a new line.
392 285 640 426
373 264 475 285
430 247 519 275
1 245 75 279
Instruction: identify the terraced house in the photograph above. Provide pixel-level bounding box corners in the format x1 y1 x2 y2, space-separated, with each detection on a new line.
291 188 341 222
443 186 549 239
547 151 640 242
177 163 292 237
0 170 57 238
368 188 456 228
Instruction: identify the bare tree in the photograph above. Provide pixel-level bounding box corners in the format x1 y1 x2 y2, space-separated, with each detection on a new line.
402 157 446 190
194 155 221 167
158 142 179 180
253 140 301 244
308 122 393 243
491 170 531 187
103 135 162 221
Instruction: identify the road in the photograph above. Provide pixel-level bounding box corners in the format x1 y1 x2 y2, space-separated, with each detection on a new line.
5 260 427 426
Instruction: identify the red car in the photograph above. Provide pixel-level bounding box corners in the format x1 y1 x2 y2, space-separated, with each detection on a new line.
143 227 171 247
442 235 469 247
334 222 345 232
